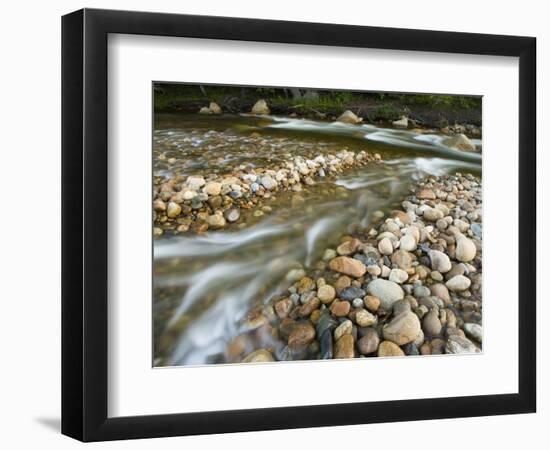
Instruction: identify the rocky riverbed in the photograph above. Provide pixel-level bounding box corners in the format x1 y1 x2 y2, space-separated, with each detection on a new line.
153 111 482 366
223 173 483 362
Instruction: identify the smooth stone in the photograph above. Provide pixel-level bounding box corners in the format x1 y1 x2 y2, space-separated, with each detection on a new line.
399 234 417 252
446 335 480 354
286 268 306 283
357 328 380 355
423 207 444 222
337 238 361 256
464 323 483 342
334 320 353 341
455 235 477 262
317 284 336 304
403 342 420 356
339 286 366 301
366 279 405 310
260 176 277 191
352 298 364 308
166 201 181 218
334 334 355 358
378 238 394 256
392 299 412 316
288 322 316 350
391 250 414 271
446 275 471 292
364 295 380 312
274 298 293 319
224 208 241 223
329 256 367 278
413 285 431 298
203 181 222 196
378 340 405 357
422 308 442 336
242 349 274 363
355 309 377 327
330 301 351 317
382 311 422 345
206 213 226 229
429 250 452 273
323 249 337 261
389 268 408 284
430 283 451 303
416 188 436 200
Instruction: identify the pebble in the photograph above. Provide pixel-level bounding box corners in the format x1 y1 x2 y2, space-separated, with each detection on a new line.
413 285 431 298
399 234 417 251
224 208 241 223
446 275 471 292
382 311 422 345
422 308 442 336
337 238 361 256
366 279 405 310
455 234 477 262
378 340 405 357
339 286 366 301
355 309 377 327
203 181 222 196
429 250 452 273
378 238 394 255
445 335 480 354
260 176 277 191
357 328 380 355
464 323 483 342
317 284 336 304
329 256 367 278
206 213 226 229
334 334 355 358
330 301 351 317
352 298 364 308
286 268 306 283
274 298 293 319
364 295 380 312
389 268 408 284
334 320 353 341
166 201 181 218
242 349 274 363
288 322 316 350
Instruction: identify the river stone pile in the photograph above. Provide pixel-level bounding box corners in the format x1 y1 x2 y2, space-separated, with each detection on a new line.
230 172 482 363
153 149 380 235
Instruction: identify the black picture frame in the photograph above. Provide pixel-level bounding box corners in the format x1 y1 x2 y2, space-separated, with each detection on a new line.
62 8 536 442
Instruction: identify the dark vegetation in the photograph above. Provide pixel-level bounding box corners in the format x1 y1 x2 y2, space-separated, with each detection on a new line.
153 84 482 127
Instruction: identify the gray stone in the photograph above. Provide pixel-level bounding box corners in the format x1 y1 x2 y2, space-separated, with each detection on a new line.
366 279 405 310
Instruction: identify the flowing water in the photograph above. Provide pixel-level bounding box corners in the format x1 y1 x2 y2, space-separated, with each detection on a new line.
153 114 481 366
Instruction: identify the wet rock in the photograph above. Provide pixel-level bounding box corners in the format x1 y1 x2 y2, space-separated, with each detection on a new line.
242 349 274 363
429 250 452 273
339 286 366 301
251 99 270 115
297 277 315 294
443 133 476 152
288 322 316 350
317 284 336 304
298 297 320 317
286 268 306 283
224 208 241 223
392 116 408 128
357 328 380 355
416 188 436 200
366 279 405 310
329 256 367 278
446 275 471 292
334 334 355 358
382 311 422 345
153 198 166 211
446 335 480 354
260 175 277 191
203 182 222 196
206 213 226 229
337 238 361 256
187 176 206 190
274 298 293 319
378 340 405 357
166 201 181 218
336 110 362 124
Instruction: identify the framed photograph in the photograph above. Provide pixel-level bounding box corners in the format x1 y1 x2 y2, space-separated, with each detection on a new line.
62 8 536 441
